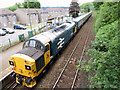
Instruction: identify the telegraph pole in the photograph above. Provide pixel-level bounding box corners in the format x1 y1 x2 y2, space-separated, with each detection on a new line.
27 0 32 31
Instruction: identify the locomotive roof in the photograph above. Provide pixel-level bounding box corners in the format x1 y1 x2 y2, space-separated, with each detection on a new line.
30 22 75 45
73 12 92 22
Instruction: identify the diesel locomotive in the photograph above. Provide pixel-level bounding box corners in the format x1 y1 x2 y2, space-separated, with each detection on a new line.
8 12 92 88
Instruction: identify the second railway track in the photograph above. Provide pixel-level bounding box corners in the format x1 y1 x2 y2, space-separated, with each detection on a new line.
52 18 92 89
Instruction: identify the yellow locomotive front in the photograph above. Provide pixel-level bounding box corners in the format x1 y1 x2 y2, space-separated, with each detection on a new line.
9 54 37 87
8 39 50 88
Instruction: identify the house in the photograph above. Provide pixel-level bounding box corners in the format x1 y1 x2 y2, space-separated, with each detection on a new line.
40 10 49 22
0 9 17 28
35 9 49 23
0 8 69 28
14 9 39 25
45 8 65 19
64 9 69 16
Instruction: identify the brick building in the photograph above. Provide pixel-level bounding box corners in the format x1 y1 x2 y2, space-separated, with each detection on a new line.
14 9 39 25
0 9 17 28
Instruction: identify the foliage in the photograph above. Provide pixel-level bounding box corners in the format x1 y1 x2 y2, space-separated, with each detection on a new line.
72 12 79 18
77 2 120 88
80 2 94 13
94 2 118 33
6 0 41 11
69 1 80 18
22 0 41 8
93 1 104 10
6 3 22 11
24 0 38 2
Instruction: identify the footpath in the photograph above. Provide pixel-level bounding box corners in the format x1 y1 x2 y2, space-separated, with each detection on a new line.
0 42 23 81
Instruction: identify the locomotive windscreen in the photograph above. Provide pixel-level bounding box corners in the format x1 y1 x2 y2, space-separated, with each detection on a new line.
18 39 45 60
23 39 45 52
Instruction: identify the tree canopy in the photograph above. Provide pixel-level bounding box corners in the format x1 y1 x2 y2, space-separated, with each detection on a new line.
69 1 80 18
80 2 94 13
93 2 104 10
23 0 41 8
6 0 41 11
6 3 22 11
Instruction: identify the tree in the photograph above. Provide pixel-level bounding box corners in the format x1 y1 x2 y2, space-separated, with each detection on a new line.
80 2 94 13
6 0 41 11
69 1 80 18
93 0 104 10
94 2 118 32
6 3 22 11
23 0 41 8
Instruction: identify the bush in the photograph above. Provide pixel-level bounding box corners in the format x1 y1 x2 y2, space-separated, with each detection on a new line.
78 2 120 88
94 2 118 33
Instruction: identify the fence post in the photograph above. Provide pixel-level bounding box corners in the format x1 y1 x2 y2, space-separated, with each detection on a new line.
19 34 25 42
28 31 33 38
38 26 41 31
34 29 36 35
8 39 11 47
46 22 48 31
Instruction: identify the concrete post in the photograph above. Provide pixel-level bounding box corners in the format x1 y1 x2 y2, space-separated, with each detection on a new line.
54 18 56 26
62 16 63 23
8 39 11 47
46 21 48 31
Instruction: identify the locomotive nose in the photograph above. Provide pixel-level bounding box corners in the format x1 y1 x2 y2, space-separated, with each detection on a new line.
9 54 36 76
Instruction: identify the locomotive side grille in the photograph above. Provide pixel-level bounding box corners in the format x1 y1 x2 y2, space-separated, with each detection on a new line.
35 55 45 72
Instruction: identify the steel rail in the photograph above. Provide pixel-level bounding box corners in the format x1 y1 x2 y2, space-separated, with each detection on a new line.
11 83 18 89
52 28 86 90
6 81 17 90
71 28 91 89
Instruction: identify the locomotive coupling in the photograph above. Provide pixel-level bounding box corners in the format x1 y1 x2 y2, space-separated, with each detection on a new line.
16 74 36 87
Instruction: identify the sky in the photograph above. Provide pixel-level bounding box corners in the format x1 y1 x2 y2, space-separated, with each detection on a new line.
0 0 94 8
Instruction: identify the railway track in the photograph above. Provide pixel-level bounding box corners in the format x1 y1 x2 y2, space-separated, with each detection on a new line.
2 16 93 89
71 28 91 89
2 81 17 90
52 22 91 89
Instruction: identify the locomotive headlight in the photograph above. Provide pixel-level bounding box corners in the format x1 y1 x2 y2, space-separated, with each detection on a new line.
25 65 31 70
9 61 14 66
9 60 14 66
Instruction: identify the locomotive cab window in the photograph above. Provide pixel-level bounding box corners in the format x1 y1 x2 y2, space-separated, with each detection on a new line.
36 41 44 51
23 40 36 48
23 40 29 47
23 40 45 52
29 40 36 47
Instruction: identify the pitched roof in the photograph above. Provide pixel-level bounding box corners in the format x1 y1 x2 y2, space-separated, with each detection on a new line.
45 8 65 12
0 9 15 15
14 9 43 14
